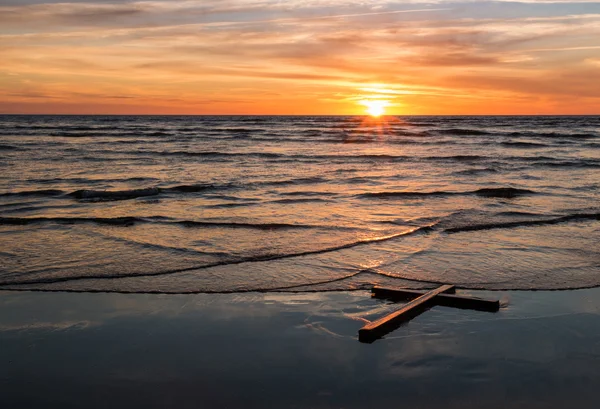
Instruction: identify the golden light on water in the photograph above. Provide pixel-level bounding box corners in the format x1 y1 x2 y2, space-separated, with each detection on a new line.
360 100 389 117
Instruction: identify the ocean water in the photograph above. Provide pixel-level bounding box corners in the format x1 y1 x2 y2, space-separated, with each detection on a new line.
0 115 598 293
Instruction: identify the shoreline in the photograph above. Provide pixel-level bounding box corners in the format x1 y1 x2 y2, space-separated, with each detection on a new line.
2 288 600 408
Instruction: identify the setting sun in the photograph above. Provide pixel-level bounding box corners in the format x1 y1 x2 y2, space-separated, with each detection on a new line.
361 100 389 117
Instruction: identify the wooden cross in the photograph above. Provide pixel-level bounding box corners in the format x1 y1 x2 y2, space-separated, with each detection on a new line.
358 285 501 343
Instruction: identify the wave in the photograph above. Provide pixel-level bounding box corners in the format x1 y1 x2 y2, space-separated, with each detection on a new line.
359 191 451 199
473 187 537 198
0 144 22 151
508 131 597 139
32 176 159 185
344 176 380 184
531 160 600 169
262 177 328 186
298 129 323 137
69 183 234 201
163 184 225 193
0 189 66 198
425 155 487 162
155 150 282 159
7 125 116 131
213 127 258 134
0 216 149 226
5 272 600 294
0 225 433 287
279 191 336 197
96 139 166 146
444 212 600 233
0 128 177 138
0 215 353 231
0 272 371 295
403 121 437 127
358 187 536 199
437 128 492 136
10 207 592 235
270 198 335 204
451 168 499 176
0 178 335 202
70 187 161 200
500 141 550 148
176 220 336 230
493 211 547 217
231 117 271 124
79 131 173 138
58 146 555 164
69 149 414 162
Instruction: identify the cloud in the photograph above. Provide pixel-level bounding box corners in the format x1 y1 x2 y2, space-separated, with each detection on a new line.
448 67 600 98
0 3 147 27
1 1 600 113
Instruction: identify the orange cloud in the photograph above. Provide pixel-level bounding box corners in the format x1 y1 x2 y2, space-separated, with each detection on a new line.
1 1 599 114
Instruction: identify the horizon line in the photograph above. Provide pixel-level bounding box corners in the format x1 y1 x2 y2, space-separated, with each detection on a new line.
2 113 600 117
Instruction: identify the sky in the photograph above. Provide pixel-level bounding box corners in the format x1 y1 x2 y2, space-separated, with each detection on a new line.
1 0 600 115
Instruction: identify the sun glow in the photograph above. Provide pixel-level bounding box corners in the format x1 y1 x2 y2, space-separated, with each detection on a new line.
361 100 389 117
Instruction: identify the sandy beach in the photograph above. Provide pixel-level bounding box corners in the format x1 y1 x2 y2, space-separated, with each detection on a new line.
2 288 600 408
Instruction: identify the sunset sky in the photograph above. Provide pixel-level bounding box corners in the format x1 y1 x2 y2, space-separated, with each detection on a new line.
1 1 600 115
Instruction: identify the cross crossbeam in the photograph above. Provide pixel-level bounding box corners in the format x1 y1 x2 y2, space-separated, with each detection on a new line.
358 285 500 343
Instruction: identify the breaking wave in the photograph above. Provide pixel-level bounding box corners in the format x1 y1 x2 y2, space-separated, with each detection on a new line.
0 226 432 287
444 212 600 233
0 189 66 198
358 187 537 199
437 128 493 136
0 216 359 231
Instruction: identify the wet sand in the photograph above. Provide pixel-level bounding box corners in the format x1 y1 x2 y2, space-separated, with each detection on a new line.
1 289 600 408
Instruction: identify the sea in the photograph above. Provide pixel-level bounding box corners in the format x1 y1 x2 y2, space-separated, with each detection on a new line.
0 115 598 293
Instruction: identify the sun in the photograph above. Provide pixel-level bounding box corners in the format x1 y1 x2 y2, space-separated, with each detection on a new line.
361 100 389 117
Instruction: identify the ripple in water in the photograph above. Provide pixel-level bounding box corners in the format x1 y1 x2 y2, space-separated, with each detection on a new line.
0 115 598 293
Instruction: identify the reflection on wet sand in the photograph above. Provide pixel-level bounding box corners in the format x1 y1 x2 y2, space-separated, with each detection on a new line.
1 290 600 408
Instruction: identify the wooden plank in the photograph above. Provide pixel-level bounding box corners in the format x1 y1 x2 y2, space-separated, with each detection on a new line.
434 293 500 312
372 286 500 312
359 285 454 343
372 286 455 301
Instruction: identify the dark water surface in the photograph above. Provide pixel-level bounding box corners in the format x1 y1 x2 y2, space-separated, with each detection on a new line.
1 289 600 408
0 115 598 292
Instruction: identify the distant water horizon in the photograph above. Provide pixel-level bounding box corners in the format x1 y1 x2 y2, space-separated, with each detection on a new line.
1 115 598 293
2 114 600 117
